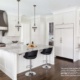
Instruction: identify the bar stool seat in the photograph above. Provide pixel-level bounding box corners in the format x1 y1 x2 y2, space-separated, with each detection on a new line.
24 50 38 76
41 48 53 69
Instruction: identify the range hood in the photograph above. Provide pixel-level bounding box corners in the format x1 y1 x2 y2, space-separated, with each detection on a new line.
0 10 8 36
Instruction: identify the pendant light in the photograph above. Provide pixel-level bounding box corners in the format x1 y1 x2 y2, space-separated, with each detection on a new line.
32 5 37 32
16 0 21 31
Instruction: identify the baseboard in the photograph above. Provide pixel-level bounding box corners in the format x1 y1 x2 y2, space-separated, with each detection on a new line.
0 64 13 79
56 56 73 62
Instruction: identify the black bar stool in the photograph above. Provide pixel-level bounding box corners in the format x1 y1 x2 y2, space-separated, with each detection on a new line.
24 50 38 76
41 48 53 69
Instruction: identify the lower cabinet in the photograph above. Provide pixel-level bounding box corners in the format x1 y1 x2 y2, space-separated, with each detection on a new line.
0 50 17 79
55 24 74 59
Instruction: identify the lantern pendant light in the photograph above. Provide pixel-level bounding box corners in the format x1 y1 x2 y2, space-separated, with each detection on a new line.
32 5 37 32
16 0 21 31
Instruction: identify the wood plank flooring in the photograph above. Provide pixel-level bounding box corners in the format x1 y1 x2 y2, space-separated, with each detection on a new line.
1 58 80 80
0 70 11 80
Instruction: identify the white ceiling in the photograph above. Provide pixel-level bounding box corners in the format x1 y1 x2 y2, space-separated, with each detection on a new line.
0 0 80 16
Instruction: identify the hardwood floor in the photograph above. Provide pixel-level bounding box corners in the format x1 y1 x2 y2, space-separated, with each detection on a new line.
1 58 80 80
0 70 11 80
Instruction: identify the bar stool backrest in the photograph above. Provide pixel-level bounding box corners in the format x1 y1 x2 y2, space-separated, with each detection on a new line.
24 50 38 59
41 48 53 55
45 48 53 54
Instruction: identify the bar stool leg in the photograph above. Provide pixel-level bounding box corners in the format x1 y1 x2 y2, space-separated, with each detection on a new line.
42 55 51 69
25 59 36 76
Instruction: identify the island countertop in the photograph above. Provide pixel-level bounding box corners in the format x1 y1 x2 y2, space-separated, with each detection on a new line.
0 44 53 55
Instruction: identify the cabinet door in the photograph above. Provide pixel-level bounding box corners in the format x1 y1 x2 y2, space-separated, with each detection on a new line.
39 23 46 45
30 18 40 44
62 28 73 59
55 29 62 56
54 14 63 25
8 15 20 36
21 23 30 44
64 11 75 24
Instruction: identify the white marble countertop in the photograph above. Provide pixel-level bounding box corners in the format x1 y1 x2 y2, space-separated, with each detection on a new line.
0 43 53 55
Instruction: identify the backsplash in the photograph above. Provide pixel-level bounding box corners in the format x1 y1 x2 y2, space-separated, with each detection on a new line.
2 36 20 44
0 31 20 44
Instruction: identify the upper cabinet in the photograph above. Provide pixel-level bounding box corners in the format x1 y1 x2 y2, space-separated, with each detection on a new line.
63 11 75 24
7 14 21 36
30 16 46 45
54 13 63 25
54 10 75 25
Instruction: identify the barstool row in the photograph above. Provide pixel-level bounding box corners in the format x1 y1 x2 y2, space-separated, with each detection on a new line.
23 48 53 76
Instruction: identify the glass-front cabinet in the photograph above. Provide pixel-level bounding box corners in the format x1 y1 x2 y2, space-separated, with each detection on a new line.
49 22 54 46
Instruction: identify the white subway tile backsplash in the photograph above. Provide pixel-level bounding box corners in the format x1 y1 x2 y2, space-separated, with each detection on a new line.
0 31 20 43
2 36 20 44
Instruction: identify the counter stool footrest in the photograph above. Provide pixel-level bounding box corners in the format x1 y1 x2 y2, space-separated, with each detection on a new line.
25 71 36 76
42 64 51 69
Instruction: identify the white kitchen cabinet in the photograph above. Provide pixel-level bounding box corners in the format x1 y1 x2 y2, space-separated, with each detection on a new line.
21 23 30 45
39 21 46 45
30 17 40 44
54 14 63 25
54 24 74 59
30 16 46 45
17 54 29 73
64 11 75 24
55 28 62 57
62 28 73 59
7 14 21 36
54 11 75 25
54 7 80 61
0 50 17 80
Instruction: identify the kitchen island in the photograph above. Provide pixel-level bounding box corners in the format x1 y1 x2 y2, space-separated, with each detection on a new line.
0 44 54 80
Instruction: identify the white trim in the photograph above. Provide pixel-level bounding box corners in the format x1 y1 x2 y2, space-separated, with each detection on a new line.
53 7 77 14
0 27 7 30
